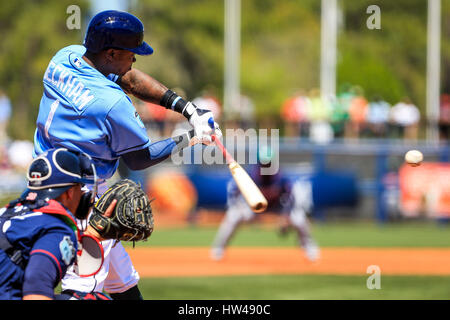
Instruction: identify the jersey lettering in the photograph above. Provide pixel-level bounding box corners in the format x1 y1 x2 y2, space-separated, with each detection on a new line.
43 62 95 111
11 212 43 220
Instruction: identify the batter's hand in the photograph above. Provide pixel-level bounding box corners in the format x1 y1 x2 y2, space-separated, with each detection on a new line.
188 105 222 145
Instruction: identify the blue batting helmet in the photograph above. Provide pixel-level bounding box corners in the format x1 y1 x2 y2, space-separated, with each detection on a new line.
83 10 153 55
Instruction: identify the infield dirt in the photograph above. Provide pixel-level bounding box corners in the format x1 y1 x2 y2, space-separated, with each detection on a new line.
128 247 450 277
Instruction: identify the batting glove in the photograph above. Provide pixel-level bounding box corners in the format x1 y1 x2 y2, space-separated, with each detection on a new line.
186 102 222 145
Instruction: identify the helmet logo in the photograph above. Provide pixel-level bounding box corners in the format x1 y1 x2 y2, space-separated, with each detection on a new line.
30 172 42 179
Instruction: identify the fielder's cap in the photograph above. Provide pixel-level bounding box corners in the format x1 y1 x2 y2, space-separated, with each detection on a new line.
22 148 96 201
84 10 153 55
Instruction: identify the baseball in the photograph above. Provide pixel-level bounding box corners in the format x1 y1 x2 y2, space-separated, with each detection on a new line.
405 150 423 166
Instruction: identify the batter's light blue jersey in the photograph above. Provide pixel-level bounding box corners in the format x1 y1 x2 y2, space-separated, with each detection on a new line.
34 45 151 179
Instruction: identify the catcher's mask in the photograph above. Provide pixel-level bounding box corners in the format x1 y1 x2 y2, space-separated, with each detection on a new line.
22 148 98 219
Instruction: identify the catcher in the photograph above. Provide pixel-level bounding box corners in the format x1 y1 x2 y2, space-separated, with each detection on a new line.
0 148 107 299
57 179 154 300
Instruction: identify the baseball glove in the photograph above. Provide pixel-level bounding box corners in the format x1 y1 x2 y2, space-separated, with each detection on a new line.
89 179 154 242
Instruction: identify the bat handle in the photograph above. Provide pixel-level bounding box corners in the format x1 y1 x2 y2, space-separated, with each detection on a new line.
208 117 215 128
208 117 218 142
208 117 233 164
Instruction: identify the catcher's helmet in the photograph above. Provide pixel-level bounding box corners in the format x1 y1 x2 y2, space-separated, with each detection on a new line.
22 148 97 201
83 10 153 55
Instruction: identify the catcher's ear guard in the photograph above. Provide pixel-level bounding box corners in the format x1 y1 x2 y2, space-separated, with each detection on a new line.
74 234 104 277
75 191 94 220
74 152 98 220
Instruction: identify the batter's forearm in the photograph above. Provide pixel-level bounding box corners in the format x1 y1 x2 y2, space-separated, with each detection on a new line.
118 68 168 104
118 69 198 120
122 131 194 170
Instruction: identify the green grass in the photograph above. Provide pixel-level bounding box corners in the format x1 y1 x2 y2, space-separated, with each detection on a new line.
127 220 450 248
130 221 450 300
139 274 450 300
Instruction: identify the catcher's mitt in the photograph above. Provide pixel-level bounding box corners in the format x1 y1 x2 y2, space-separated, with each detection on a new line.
89 179 154 242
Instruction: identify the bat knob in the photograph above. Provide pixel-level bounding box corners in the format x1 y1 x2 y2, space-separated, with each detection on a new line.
208 117 217 141
208 117 215 129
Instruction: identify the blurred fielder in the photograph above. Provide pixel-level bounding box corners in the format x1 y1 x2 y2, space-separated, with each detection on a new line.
33 10 221 299
211 147 320 262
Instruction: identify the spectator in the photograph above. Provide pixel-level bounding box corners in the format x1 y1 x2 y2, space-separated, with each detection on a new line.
7 140 34 172
329 94 349 138
281 91 310 137
308 88 331 122
239 94 256 129
439 94 450 141
366 96 391 138
306 89 333 143
309 120 334 145
135 99 167 140
0 89 12 143
223 93 256 130
0 145 11 171
390 97 421 141
192 88 222 121
347 86 369 139
135 88 187 140
337 86 355 139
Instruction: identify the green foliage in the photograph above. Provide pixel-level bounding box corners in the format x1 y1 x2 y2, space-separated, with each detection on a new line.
0 0 448 139
0 0 88 140
134 0 225 99
339 0 429 111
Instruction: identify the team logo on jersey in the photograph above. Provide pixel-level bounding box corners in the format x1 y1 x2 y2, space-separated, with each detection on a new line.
59 236 76 266
73 57 82 68
134 111 145 129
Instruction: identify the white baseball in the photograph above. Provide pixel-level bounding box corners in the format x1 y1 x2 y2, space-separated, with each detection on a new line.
405 150 423 166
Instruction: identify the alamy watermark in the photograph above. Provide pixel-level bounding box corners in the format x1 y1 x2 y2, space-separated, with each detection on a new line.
366 5 381 30
366 265 381 289
171 128 280 175
66 5 81 30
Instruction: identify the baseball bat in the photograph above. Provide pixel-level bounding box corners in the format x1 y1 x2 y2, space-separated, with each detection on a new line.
208 118 268 213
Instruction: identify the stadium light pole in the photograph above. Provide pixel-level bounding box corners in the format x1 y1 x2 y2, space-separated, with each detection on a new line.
426 0 441 144
224 0 241 120
320 0 338 99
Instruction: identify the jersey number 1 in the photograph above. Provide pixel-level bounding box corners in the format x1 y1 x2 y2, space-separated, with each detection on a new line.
45 99 60 140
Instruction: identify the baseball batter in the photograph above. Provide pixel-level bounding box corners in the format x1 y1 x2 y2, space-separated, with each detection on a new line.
33 10 221 299
211 149 320 262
